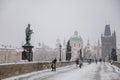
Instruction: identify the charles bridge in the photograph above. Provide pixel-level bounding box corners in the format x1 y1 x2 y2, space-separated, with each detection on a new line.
0 61 74 79
0 61 120 79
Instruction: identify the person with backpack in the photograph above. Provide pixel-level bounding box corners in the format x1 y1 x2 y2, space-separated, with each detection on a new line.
51 58 57 71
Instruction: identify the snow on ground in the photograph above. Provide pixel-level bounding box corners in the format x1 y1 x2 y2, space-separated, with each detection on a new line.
3 62 120 80
100 62 120 80
47 63 99 80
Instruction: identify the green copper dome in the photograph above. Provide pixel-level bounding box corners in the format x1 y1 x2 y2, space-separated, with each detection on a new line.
70 31 83 42
70 35 83 42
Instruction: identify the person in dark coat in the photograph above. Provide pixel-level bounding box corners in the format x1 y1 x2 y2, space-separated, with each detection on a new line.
95 59 98 64
99 59 102 62
79 60 83 68
75 58 79 66
51 58 57 71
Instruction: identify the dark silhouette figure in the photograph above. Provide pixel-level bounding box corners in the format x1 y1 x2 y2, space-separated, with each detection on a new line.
51 58 57 71
79 60 83 68
95 59 98 64
75 58 79 66
99 59 102 63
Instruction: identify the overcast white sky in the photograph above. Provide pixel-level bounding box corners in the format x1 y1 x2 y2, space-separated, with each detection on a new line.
0 0 120 48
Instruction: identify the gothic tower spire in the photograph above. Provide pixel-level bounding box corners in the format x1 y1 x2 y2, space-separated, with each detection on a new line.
104 24 111 36
101 24 117 60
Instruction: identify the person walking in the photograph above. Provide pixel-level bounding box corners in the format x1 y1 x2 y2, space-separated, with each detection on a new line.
51 58 57 71
75 58 79 67
79 60 83 68
95 59 98 64
99 58 102 63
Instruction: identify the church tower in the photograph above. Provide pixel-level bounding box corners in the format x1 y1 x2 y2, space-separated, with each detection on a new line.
101 24 117 60
104 24 111 36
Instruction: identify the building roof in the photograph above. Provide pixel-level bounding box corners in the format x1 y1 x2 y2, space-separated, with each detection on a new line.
69 31 83 42
104 24 111 36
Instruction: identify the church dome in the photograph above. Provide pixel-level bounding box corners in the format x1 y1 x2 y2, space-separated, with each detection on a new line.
70 31 83 42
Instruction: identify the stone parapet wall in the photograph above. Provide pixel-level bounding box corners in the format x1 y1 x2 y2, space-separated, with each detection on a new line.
0 61 74 79
112 61 120 68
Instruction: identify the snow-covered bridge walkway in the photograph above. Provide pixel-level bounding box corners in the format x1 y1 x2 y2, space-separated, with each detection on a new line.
4 62 120 80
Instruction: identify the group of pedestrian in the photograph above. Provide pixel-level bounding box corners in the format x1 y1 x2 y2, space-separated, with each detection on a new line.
50 57 108 71
51 58 84 71
95 59 106 64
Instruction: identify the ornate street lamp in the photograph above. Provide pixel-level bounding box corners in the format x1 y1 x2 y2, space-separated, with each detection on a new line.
59 44 62 61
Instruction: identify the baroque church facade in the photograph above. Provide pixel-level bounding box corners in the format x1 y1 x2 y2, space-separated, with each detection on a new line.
101 24 116 60
69 31 84 61
56 31 84 61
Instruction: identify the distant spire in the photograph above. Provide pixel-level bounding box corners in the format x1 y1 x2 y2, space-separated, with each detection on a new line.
104 24 111 36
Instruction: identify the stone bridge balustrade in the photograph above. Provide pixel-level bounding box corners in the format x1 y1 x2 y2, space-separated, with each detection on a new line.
0 61 74 79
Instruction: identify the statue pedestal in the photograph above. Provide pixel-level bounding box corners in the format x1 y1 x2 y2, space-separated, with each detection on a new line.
22 45 34 61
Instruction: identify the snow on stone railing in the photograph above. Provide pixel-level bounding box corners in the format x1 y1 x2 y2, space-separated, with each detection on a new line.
112 61 120 68
0 61 74 79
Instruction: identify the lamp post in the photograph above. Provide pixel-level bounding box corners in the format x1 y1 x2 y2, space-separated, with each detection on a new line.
59 44 62 61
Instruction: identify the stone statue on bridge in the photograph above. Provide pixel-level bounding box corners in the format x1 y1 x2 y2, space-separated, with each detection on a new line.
25 24 33 45
22 24 34 62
